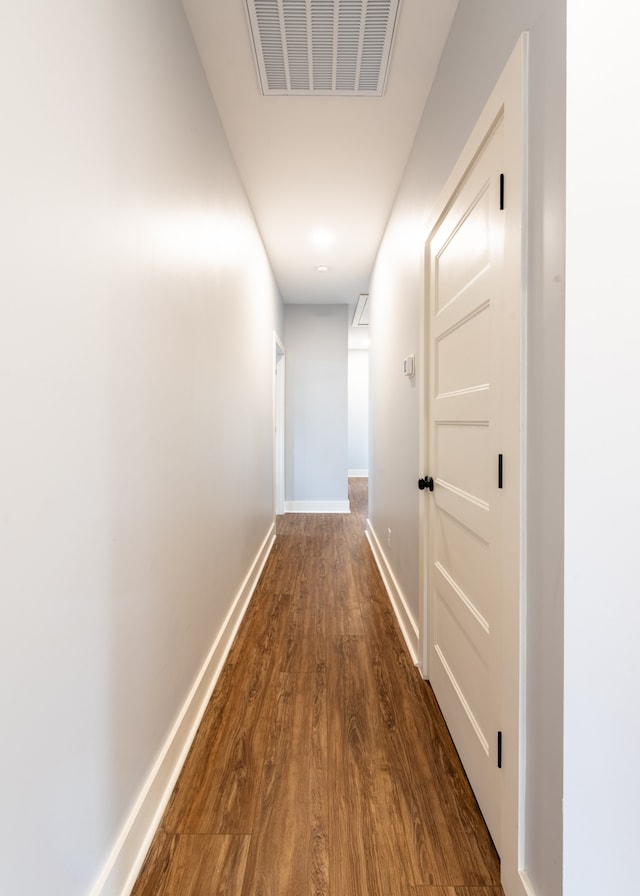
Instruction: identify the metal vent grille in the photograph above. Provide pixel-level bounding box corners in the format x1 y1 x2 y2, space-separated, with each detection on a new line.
245 0 401 96
352 293 369 326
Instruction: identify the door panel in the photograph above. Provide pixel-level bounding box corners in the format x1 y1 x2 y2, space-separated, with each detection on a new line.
435 186 492 313
436 423 491 502
434 586 490 743
435 511 490 625
435 304 491 395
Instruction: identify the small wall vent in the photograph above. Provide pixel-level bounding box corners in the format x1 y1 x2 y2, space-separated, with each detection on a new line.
245 0 401 96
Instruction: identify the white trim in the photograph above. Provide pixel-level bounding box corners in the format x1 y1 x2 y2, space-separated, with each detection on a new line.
348 469 368 478
89 523 276 896
284 500 350 514
365 519 419 665
518 870 538 896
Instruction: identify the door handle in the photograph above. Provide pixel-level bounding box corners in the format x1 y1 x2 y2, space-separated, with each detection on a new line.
418 475 434 491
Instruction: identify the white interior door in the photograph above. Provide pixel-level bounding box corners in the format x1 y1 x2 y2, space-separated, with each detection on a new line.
274 337 285 515
425 116 506 848
420 38 526 894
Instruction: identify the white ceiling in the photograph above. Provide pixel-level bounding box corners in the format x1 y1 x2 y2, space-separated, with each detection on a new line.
183 0 458 307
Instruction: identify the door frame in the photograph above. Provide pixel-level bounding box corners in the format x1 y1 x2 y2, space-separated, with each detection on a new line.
273 333 285 516
418 35 528 896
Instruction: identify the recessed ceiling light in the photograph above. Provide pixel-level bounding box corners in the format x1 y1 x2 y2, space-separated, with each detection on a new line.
311 230 333 248
316 265 330 272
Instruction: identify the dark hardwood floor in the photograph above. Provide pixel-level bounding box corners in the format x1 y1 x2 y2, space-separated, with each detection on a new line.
132 479 503 895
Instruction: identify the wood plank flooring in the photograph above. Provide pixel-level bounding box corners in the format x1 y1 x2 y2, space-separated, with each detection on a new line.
132 479 503 895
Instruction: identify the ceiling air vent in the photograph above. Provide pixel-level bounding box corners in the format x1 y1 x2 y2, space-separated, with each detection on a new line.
352 293 369 327
245 0 401 96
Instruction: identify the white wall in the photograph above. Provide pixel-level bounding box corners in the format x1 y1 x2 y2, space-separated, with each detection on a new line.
369 1 565 893
348 350 369 476
564 3 640 893
284 305 349 511
0 2 282 894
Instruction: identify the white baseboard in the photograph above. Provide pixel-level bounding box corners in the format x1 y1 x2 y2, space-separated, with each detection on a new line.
365 519 419 664
348 469 368 478
517 870 538 896
90 523 276 896
284 500 350 513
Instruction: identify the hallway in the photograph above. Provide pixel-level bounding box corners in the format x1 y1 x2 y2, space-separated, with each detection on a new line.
131 480 502 895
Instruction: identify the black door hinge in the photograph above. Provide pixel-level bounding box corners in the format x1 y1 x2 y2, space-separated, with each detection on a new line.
499 173 505 210
497 731 503 768
498 454 503 489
